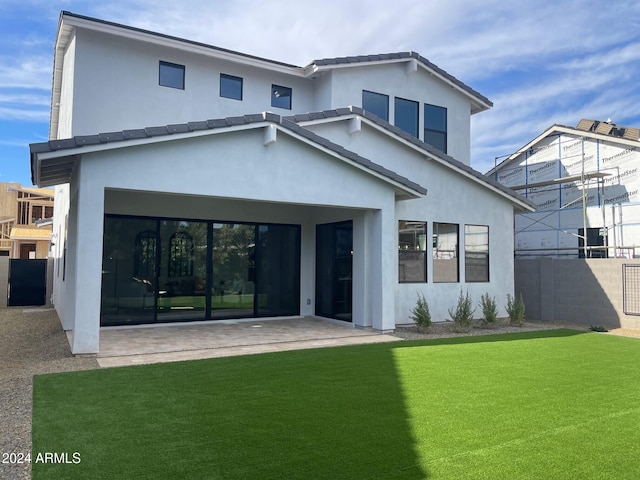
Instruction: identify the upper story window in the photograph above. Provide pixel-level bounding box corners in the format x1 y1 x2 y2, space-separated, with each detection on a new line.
398 221 427 283
159 61 185 90
362 90 389 121
395 97 419 137
424 104 447 153
220 74 243 100
271 84 292 110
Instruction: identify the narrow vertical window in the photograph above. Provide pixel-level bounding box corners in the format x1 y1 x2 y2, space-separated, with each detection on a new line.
395 97 419 137
220 73 243 100
398 221 427 283
134 230 158 280
362 90 389 121
424 104 447 153
168 231 193 277
433 223 458 282
271 84 292 109
465 225 489 282
159 61 185 89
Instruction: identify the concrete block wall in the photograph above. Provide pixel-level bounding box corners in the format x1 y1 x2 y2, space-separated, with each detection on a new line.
515 258 640 329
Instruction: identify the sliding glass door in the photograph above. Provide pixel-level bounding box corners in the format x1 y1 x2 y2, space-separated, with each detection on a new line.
100 215 300 326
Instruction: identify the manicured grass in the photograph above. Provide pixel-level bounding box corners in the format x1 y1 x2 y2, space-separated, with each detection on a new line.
33 330 640 479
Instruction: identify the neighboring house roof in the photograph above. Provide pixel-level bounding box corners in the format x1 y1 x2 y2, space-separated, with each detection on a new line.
30 111 427 198
285 106 535 212
488 119 640 176
10 227 52 240
50 11 491 137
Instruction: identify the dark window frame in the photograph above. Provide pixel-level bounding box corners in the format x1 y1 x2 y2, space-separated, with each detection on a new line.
464 225 489 283
398 220 427 283
424 103 447 153
271 84 292 110
159 60 185 90
220 73 243 100
433 222 459 283
362 90 389 121
394 97 419 137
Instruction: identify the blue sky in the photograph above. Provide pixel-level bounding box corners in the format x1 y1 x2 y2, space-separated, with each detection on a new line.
1 0 640 186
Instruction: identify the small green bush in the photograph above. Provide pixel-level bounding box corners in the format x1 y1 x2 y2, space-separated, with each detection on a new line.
506 293 526 326
479 293 498 325
449 290 475 332
410 293 431 332
589 325 609 332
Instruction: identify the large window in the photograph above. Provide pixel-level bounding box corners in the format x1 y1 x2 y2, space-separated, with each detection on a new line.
271 84 292 109
398 221 427 283
424 104 447 153
159 61 185 90
465 225 489 282
220 73 243 100
433 223 458 282
395 97 419 137
362 90 389 121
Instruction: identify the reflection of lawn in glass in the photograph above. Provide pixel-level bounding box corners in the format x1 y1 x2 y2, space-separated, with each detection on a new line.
156 295 256 311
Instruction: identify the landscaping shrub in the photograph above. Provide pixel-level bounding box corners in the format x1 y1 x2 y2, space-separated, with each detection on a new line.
448 290 475 332
479 293 498 325
410 293 431 332
506 293 526 326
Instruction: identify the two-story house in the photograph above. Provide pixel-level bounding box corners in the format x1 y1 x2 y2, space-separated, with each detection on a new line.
30 11 534 354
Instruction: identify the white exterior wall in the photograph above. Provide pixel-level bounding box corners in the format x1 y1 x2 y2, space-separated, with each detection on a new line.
327 64 473 164
494 133 640 256
69 28 316 136
63 127 398 352
306 120 517 322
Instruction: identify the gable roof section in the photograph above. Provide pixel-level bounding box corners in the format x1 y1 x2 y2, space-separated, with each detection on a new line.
30 112 426 198
306 52 492 115
286 106 535 212
488 120 640 177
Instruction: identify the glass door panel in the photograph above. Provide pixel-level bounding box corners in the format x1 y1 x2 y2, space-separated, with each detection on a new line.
157 220 207 321
211 223 256 318
315 221 352 321
101 217 158 326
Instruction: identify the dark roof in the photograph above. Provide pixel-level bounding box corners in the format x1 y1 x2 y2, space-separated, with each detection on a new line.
285 106 534 210
309 52 492 109
30 112 427 195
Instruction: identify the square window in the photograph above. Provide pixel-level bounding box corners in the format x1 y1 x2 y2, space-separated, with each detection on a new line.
220 74 243 100
395 97 419 137
362 90 389 121
271 84 292 109
398 221 427 283
159 61 185 90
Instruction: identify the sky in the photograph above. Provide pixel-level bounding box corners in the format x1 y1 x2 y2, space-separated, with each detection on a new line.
1 0 640 186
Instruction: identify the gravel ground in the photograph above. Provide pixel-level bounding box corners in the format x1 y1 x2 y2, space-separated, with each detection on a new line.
0 307 98 480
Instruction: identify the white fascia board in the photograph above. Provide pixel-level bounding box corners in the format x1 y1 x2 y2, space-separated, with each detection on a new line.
297 115 533 211
35 122 273 162
306 59 492 113
61 15 304 77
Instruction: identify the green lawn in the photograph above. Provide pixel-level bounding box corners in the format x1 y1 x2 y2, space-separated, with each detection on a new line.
32 330 640 479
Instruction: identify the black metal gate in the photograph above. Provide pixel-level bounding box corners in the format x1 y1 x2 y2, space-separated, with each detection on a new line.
8 259 47 306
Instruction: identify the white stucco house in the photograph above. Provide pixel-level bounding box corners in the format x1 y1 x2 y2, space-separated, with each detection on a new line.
488 119 640 258
30 11 534 354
